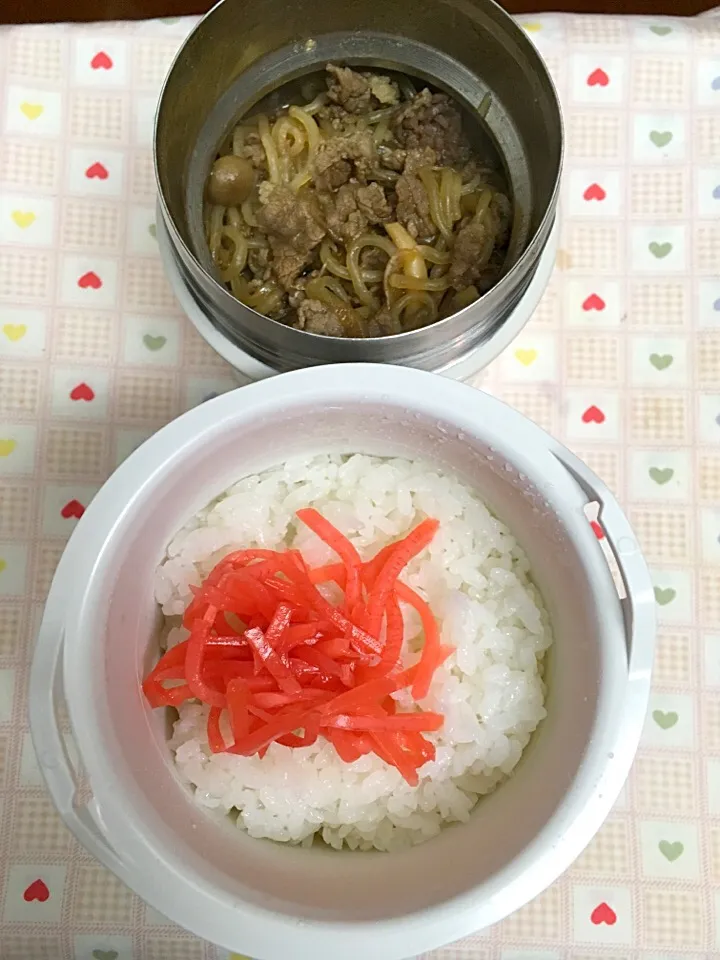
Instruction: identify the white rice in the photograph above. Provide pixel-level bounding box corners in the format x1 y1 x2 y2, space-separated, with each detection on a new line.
155 453 553 852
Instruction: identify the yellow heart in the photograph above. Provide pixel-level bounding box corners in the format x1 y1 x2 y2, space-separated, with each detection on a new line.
0 439 16 457
2 324 27 341
11 210 35 229
556 248 572 271
20 101 43 120
0 560 6 574
515 348 538 366
521 21 543 32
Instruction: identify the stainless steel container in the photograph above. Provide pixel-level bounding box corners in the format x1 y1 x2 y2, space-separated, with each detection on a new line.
155 0 562 372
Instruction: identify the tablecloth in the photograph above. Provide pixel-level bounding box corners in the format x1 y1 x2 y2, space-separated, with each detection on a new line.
0 9 719 960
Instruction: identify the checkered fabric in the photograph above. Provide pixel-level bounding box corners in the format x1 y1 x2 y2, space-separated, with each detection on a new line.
0 9 719 960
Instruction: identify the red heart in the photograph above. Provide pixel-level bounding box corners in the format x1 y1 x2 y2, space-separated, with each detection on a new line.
61 499 85 520
78 271 102 290
91 51 113 70
85 162 108 180
591 902 616 925
583 183 606 201
70 383 95 402
590 520 605 540
23 879 50 903
587 68 609 87
582 293 605 311
582 405 605 424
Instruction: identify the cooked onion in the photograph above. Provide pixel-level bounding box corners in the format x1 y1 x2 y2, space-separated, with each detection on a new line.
307 275 352 303
207 204 225 254
348 234 396 307
418 167 452 243
215 226 248 283
388 274 450 292
230 275 284 316
240 199 258 227
273 117 306 157
321 239 383 284
449 285 479 311
416 245 451 265
391 291 437 328
288 106 321 158
258 114 281 184
305 276 365 336
302 92 327 116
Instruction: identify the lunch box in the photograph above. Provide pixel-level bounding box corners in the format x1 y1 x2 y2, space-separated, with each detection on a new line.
154 0 562 378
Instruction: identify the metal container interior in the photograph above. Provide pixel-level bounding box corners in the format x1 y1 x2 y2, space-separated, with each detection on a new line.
155 0 562 372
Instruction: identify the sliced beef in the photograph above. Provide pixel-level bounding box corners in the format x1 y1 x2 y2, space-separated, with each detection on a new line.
360 245 388 272
355 183 392 223
321 182 391 245
377 145 407 172
296 298 345 337
256 185 326 294
316 157 352 191
446 218 489 288
403 147 437 179
288 277 309 309
326 64 372 115
395 147 437 241
257 185 325 254
392 90 470 167
247 245 271 281
313 130 376 191
268 241 312 292
365 308 402 337
257 181 275 205
237 131 267 175
316 103 362 134
369 75 400 106
446 194 510 289
321 186 365 244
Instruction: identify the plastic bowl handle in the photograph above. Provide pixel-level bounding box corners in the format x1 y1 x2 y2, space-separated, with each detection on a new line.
29 558 128 878
552 445 656 673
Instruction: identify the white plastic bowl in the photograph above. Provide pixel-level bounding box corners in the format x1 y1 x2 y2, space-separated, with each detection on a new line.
30 365 654 960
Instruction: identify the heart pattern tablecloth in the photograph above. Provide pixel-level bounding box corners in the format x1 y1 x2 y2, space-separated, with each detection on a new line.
1 9 720 960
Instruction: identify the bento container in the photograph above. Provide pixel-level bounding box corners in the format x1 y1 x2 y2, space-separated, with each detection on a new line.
154 0 562 373
30 365 654 960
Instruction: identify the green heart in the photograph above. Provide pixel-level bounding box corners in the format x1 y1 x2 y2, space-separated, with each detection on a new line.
650 353 673 370
143 334 167 351
148 223 157 239
92 951 119 960
650 25 672 36
659 839 684 861
650 130 673 148
649 467 674 485
649 241 672 259
654 586 676 605
653 709 678 729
